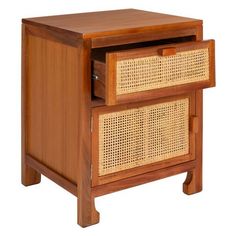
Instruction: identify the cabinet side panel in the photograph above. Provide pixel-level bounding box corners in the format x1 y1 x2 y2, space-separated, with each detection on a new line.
27 33 79 183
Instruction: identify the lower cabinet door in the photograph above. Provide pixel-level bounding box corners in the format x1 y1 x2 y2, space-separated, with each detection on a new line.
91 93 196 186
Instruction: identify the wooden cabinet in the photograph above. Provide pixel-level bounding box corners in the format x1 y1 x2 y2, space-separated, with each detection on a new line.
21 9 215 227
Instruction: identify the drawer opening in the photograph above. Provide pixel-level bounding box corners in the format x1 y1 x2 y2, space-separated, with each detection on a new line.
91 35 196 105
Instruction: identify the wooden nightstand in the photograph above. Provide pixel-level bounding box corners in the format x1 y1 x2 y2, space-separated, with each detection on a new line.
21 9 215 227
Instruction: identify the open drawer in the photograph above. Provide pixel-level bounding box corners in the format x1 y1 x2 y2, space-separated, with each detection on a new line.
92 40 215 105
91 93 197 186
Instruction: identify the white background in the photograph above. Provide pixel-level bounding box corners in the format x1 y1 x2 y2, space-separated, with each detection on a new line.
0 1 234 235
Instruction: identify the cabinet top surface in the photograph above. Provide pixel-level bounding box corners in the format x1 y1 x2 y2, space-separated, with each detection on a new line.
23 9 201 39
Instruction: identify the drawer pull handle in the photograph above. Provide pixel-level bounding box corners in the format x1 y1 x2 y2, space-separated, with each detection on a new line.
157 47 176 56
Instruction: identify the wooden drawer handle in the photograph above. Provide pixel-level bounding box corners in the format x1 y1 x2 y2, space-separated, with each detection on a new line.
157 47 176 56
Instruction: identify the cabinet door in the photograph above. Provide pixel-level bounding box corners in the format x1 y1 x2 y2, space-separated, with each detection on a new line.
91 93 197 186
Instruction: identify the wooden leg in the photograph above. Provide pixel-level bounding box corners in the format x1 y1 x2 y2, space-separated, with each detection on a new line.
183 168 202 195
77 195 100 227
21 24 41 187
183 90 203 195
21 155 41 186
77 39 100 227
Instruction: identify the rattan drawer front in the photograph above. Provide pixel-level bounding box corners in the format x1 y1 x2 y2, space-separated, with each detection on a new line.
93 40 215 105
96 98 189 176
116 48 209 95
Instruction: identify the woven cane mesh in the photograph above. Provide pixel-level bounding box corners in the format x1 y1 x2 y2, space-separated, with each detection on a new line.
116 48 209 95
98 98 189 176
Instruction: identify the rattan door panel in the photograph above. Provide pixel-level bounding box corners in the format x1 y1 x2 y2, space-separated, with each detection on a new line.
92 93 196 186
97 40 215 105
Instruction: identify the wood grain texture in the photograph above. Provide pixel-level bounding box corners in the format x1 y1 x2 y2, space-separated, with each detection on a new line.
157 47 176 56
196 24 203 41
116 81 211 105
21 24 41 186
96 155 192 186
183 90 203 194
209 40 216 87
26 154 77 196
91 98 105 108
26 24 80 47
77 39 99 227
92 160 196 197
91 27 199 48
105 53 117 105
26 30 79 183
183 24 204 194
22 9 202 39
91 35 196 61
112 40 212 60
190 116 199 134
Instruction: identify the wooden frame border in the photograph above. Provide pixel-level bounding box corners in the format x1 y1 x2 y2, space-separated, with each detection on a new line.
92 160 196 197
105 40 215 105
77 39 100 227
26 154 77 196
105 53 117 105
21 24 42 186
183 89 203 194
113 40 212 60
92 92 196 186
91 26 200 48
24 24 80 47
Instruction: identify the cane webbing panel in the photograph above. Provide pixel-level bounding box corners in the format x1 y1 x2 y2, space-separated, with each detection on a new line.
98 98 189 176
116 48 209 95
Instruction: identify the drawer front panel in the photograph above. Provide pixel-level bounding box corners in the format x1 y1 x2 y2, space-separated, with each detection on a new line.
92 94 196 185
116 48 209 95
104 40 214 105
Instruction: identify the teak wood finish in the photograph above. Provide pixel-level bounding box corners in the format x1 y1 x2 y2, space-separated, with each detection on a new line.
21 9 215 227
